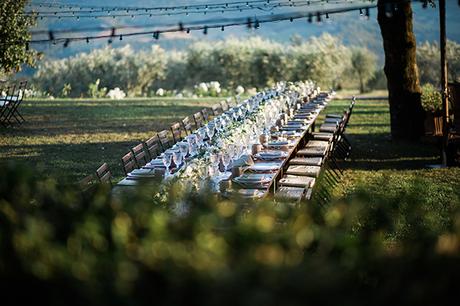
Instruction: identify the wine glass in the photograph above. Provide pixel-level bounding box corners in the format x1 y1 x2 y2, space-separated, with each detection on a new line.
221 153 231 172
173 151 183 169
228 143 236 158
210 153 219 176
196 128 205 146
215 118 222 132
206 125 215 140
162 153 172 177
179 143 189 158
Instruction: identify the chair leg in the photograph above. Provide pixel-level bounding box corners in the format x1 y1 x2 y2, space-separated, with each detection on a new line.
328 155 344 177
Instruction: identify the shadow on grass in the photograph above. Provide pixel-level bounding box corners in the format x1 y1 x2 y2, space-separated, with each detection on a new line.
0 140 143 181
342 132 441 170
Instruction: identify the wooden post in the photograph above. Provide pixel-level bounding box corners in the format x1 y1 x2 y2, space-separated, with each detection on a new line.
439 0 449 166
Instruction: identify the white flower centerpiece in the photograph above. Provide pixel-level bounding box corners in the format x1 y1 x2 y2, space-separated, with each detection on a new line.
160 80 316 193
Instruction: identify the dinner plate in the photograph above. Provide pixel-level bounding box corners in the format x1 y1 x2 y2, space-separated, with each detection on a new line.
237 189 266 198
248 162 283 172
279 175 315 188
255 150 288 160
233 173 273 183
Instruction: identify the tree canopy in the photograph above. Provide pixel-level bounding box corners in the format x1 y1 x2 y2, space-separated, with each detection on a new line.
0 0 39 74
351 48 377 93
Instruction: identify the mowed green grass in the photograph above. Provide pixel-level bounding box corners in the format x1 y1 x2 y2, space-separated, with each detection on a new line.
1 96 459 211
0 98 221 181
322 99 460 217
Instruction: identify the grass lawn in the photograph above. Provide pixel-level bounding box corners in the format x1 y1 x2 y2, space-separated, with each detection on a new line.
1 95 459 211
322 99 460 234
0 97 221 181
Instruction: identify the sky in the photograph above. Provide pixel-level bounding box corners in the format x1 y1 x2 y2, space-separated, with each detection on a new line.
28 0 460 59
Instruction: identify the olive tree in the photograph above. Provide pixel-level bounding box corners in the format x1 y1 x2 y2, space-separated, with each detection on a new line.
0 0 40 74
351 48 377 93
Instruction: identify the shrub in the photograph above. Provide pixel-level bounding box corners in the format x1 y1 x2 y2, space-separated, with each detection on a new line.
31 35 356 98
1 163 460 306
417 40 460 85
421 83 442 112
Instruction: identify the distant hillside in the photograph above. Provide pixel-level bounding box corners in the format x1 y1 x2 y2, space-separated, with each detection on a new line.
31 0 460 61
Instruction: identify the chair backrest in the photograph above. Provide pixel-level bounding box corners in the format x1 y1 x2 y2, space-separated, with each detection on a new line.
449 83 460 124
145 136 161 160
220 100 229 112
2 84 17 102
211 104 222 116
121 151 137 175
193 111 205 128
170 122 183 143
201 108 210 123
16 81 27 101
157 130 171 150
181 116 194 136
96 163 112 185
131 143 148 167
227 98 237 108
78 174 96 192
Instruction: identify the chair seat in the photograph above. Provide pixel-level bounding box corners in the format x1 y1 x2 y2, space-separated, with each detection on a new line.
286 165 321 177
312 132 333 141
324 117 342 124
290 157 323 166
326 114 342 119
304 188 314 200
279 175 316 188
305 140 329 148
297 146 328 157
275 186 305 201
319 124 338 133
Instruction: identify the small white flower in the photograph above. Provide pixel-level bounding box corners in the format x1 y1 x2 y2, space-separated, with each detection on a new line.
107 87 126 100
156 88 165 96
198 82 208 93
236 85 245 95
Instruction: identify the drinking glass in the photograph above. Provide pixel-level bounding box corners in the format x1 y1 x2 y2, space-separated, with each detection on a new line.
221 153 231 172
162 153 172 177
206 125 215 140
179 143 189 158
173 151 183 169
215 118 222 132
210 153 219 175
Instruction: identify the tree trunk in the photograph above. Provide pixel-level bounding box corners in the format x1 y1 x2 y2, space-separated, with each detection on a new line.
359 73 365 94
377 1 425 140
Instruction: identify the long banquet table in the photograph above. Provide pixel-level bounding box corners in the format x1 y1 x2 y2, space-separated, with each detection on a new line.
113 81 331 201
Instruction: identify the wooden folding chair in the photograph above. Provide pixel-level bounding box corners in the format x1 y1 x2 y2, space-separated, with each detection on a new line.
157 130 172 151
181 116 194 136
121 151 137 175
96 163 113 185
7 81 27 126
220 100 229 112
211 104 222 116
78 173 97 193
227 98 237 108
0 84 16 127
201 108 210 123
193 111 205 128
131 143 148 167
170 122 184 143
144 136 161 160
0 81 27 127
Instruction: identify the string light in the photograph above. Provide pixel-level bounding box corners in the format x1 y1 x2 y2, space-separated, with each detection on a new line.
6 1 433 48
25 0 373 19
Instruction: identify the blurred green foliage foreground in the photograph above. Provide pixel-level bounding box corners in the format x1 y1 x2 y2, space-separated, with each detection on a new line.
1 162 460 306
